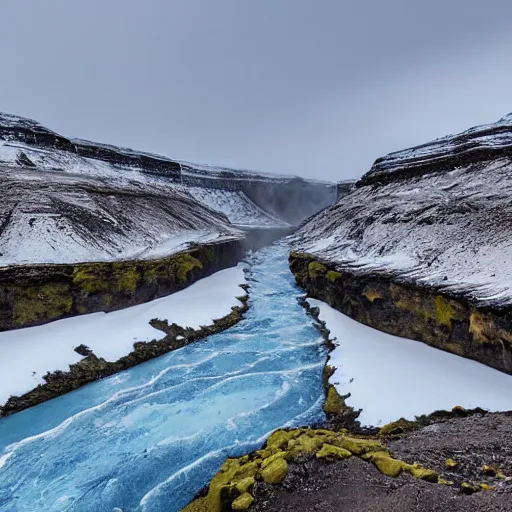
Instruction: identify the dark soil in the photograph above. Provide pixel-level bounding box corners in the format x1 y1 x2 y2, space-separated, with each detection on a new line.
252 413 512 512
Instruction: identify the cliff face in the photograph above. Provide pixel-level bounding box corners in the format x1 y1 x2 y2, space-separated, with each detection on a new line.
291 113 512 374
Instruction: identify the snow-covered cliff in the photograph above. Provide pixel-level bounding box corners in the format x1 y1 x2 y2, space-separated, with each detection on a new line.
294 113 512 307
0 112 336 265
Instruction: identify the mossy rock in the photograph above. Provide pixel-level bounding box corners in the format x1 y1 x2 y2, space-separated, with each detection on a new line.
260 457 288 484
176 253 203 282
326 270 342 282
378 418 418 436
13 283 73 326
72 264 110 294
231 492 254 510
316 444 352 460
323 385 344 415
308 261 327 279
112 263 140 293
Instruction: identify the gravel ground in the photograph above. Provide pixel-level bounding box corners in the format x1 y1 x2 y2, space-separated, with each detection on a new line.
252 412 512 512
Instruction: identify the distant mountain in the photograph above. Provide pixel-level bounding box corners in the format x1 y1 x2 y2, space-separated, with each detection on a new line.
0 112 337 265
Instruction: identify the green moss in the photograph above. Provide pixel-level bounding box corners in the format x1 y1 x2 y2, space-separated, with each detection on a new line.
308 261 327 279
113 264 140 293
326 270 342 282
378 418 418 436
184 427 441 510
323 385 344 415
370 453 406 477
72 264 110 294
435 295 455 327
260 457 288 484
231 492 254 510
316 444 352 460
409 466 439 483
176 253 203 282
13 283 73 326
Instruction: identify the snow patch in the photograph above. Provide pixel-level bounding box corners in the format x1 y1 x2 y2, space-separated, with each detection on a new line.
308 298 512 427
0 265 247 405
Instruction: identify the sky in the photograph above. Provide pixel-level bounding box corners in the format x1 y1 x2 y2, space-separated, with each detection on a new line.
1 1 512 181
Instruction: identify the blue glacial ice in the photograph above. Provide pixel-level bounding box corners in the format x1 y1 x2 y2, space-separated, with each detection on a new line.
0 242 327 512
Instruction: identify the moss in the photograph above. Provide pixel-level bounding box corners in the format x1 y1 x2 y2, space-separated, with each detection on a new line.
260 457 288 484
435 295 455 327
184 427 441 510
460 482 479 494
445 458 457 468
72 264 110 294
479 483 496 491
338 437 387 456
363 288 384 303
326 270 342 282
235 477 255 494
316 444 352 460
231 492 254 510
371 453 406 477
323 385 344 415
113 264 140 293
308 261 327 279
408 467 439 483
182 458 259 512
176 253 203 282
378 418 417 436
13 283 73 326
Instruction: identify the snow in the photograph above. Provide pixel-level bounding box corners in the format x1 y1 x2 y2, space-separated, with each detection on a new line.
308 298 512 427
0 265 247 405
294 154 512 306
179 186 288 228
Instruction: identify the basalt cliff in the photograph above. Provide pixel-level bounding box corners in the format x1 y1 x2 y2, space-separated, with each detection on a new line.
291 113 512 375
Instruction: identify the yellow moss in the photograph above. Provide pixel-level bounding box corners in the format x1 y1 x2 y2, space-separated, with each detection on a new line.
408 466 439 483
182 458 259 512
72 264 110 294
460 482 479 494
231 492 254 510
113 264 140 293
261 452 287 469
176 253 203 282
323 385 344 415
338 437 387 456
435 295 455 327
439 478 454 485
308 261 327 279
445 458 457 468
316 444 352 460
183 428 441 510
326 271 342 282
13 283 73 326
479 483 496 491
372 454 406 478
235 477 255 494
260 457 288 484
363 288 384 303
378 418 417 436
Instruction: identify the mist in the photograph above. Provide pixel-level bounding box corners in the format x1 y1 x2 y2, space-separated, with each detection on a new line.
1 1 511 181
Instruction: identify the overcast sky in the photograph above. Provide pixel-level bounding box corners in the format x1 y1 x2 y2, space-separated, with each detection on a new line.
1 1 512 181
